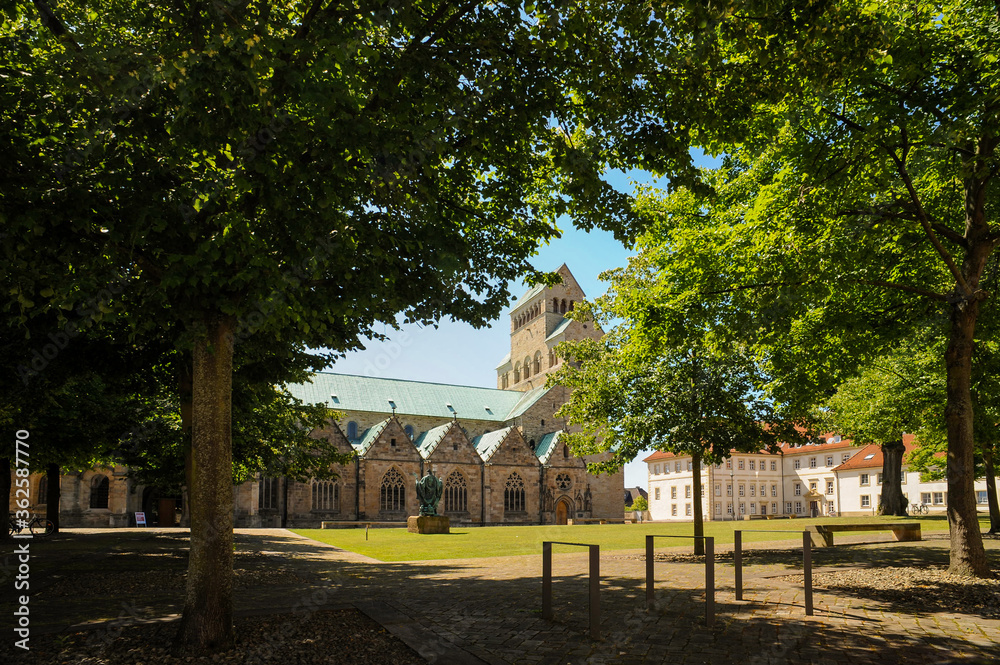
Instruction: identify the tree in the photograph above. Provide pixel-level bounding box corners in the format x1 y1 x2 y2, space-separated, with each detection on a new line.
567 0 999 576
821 341 945 516
628 495 648 513
4 1 640 651
550 256 794 555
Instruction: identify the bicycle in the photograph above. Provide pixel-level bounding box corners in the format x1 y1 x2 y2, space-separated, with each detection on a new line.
910 502 929 515
7 512 55 537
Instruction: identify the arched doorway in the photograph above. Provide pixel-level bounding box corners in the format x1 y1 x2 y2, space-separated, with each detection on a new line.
555 498 571 525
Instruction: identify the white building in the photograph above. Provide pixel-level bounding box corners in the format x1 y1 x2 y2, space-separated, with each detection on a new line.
645 434 995 521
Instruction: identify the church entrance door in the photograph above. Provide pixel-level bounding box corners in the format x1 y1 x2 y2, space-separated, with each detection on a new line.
555 499 569 525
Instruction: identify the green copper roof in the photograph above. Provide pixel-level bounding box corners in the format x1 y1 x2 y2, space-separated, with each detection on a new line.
495 352 511 369
545 318 572 342
512 283 546 312
534 430 563 464
287 372 526 422
353 418 391 455
413 422 454 459
505 385 551 420
473 426 514 462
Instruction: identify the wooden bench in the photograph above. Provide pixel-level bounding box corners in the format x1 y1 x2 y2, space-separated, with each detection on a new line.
567 518 629 525
809 523 921 547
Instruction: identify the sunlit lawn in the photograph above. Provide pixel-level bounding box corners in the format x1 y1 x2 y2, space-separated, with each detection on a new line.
292 514 977 562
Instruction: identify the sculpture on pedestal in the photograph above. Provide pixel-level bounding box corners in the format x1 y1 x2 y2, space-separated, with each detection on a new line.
415 469 444 517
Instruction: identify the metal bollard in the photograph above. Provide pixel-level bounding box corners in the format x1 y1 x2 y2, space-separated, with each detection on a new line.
705 537 715 627
589 544 600 639
802 531 813 616
542 541 552 620
734 530 743 601
645 535 655 608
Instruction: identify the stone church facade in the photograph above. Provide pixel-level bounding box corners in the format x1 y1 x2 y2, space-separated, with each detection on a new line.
13 265 624 527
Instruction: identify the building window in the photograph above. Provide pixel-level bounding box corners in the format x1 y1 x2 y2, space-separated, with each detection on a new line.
750 502 757 514
826 455 833 466
701 485 705 497
548 349 556 367
921 492 931 504
37 476 48 503
772 502 778 514
259 476 279 511
809 457 817 468
564 445 569 459
750 484 756 497
715 503 722 514
655 487 661 500
390 437 397 448
901 471 906 484
523 356 532 378
876 473 883 485
533 351 542 374
347 421 359 439
380 468 406 512
89 475 110 509
671 486 677 499
932 492 945 505
738 484 745 497
809 482 817 492
842 453 851 463
685 485 691 498
671 504 677 516
795 501 802 514
977 490 988 504
727 484 733 497
771 484 778 497
739 502 746 515
504 473 526 512
312 481 339 511
861 495 871 508
770 461 777 471
653 464 659 475
749 460 756 470
794 483 801 496
826 501 835 515
738 459 745 470
860 473 870 486
675 462 681 472
727 503 734 515
687 461 692 471
404 425 414 439
444 471 468 512
685 503 692 516
794 459 801 469
826 481 834 495
514 363 521 383
555 473 572 491
760 484 766 496
714 484 721 496
785 501 792 514
726 459 732 469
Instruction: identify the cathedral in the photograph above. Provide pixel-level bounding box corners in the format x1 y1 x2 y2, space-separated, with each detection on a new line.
14 265 625 528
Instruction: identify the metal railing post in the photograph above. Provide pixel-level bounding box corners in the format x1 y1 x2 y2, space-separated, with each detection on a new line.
802 531 813 616
704 536 715 627
542 541 552 620
589 544 601 640
734 530 743 601
645 535 654 608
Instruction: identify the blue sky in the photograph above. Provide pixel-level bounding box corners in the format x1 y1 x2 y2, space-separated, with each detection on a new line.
325 167 685 488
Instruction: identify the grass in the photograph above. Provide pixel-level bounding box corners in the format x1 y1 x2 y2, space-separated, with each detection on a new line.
292 514 980 562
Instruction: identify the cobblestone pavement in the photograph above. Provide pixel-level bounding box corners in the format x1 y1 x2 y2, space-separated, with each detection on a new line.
232 529 999 665
12 528 999 664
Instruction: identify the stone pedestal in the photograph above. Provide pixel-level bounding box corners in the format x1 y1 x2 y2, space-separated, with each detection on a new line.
407 515 450 534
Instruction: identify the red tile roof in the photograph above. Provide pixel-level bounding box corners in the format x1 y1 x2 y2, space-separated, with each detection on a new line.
831 435 919 471
642 432 858 463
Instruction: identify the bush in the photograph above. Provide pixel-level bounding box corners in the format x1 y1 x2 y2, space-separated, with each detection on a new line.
629 496 648 512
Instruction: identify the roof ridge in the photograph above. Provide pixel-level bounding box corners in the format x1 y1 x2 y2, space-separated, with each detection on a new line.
309 371 504 392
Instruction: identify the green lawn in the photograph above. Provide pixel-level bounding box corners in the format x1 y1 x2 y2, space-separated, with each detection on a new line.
292 515 971 562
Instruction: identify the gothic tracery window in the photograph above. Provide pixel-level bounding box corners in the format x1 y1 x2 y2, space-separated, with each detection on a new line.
380 467 406 512
312 480 340 511
504 473 526 512
444 471 467 512
555 473 572 491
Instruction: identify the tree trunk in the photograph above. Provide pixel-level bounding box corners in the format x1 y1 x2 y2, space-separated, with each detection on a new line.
180 358 193 529
943 297 990 576
45 463 60 532
1 457 11 543
692 453 704 556
176 315 236 652
878 440 908 516
983 446 1000 534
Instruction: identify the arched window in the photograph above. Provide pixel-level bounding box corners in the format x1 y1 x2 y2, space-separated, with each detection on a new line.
380 468 406 512
347 421 358 439
38 476 48 504
523 356 532 378
312 480 340 511
504 473 526 512
89 475 109 509
514 362 521 383
569 300 575 311
533 351 542 374
552 297 558 311
404 425 414 439
259 477 279 510
444 471 467 512
556 473 572 490
548 349 555 367
560 299 567 314
502 373 508 389
563 445 569 459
